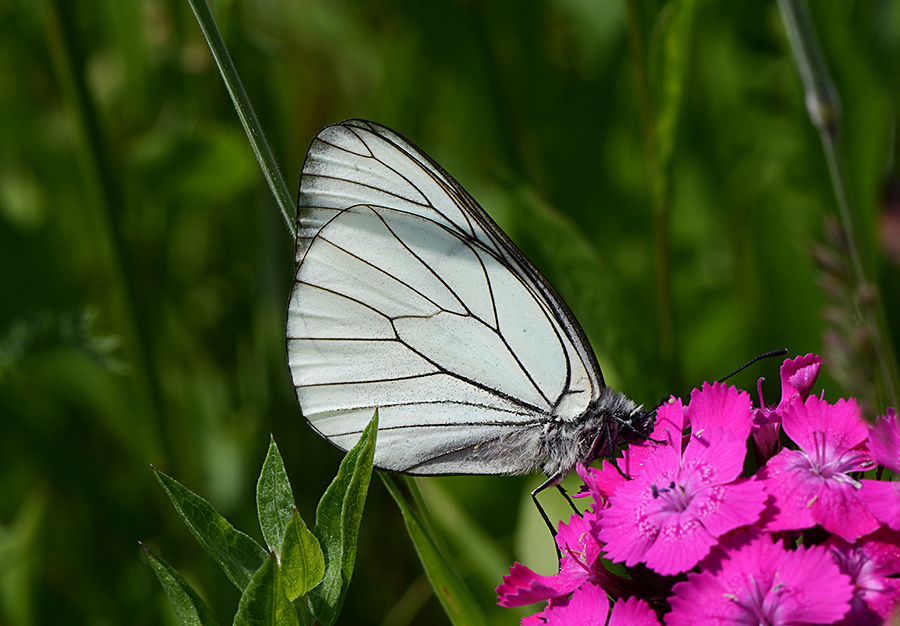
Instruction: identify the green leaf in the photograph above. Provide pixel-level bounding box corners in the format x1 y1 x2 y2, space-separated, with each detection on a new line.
280 508 325 602
381 475 488 626
142 543 220 626
257 437 296 552
154 467 267 591
233 552 300 626
306 413 377 626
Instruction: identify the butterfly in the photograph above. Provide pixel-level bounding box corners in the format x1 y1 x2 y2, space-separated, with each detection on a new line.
286 119 654 509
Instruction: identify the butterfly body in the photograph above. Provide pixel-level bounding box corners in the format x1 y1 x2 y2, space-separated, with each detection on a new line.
287 119 653 487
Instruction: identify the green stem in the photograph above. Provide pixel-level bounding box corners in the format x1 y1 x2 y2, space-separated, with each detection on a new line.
401 477 450 557
381 475 488 626
778 0 900 410
187 0 296 238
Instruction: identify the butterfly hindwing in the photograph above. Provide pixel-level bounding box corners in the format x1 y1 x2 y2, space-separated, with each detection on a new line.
287 120 604 475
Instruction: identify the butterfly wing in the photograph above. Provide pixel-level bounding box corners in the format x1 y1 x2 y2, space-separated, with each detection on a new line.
287 119 605 475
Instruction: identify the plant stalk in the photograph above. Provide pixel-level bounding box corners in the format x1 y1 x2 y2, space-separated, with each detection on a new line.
187 0 297 237
778 0 900 410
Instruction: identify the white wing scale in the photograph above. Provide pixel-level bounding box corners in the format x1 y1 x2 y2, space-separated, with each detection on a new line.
287 120 606 475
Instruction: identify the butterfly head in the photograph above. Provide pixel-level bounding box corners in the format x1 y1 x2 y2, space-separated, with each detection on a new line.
617 406 656 445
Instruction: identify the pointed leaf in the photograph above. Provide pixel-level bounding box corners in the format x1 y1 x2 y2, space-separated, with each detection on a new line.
280 508 325 601
257 437 296 552
154 468 267 590
142 543 220 626
233 552 300 626
381 476 488 626
306 413 377 625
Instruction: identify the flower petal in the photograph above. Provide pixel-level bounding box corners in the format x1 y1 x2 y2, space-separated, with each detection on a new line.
696 478 766 538
608 597 660 626
682 426 751 486
543 582 610 626
778 353 821 409
688 382 754 441
860 479 900 531
757 449 818 533
868 408 900 473
782 395 869 456
497 562 587 607
811 477 880 541
640 511 718 575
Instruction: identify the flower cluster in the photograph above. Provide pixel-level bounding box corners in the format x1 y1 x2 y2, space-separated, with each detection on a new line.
497 355 900 625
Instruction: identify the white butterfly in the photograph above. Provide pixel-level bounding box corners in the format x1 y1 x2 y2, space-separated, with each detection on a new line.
286 119 653 497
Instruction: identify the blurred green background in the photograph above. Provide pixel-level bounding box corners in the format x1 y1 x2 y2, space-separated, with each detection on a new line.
2 0 899 624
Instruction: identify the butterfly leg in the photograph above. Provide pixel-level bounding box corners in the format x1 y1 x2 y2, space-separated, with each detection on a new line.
531 474 577 564
555 483 580 515
530 476 557 532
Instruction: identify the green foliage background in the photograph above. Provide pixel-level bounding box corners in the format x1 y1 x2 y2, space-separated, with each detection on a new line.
1 1 899 624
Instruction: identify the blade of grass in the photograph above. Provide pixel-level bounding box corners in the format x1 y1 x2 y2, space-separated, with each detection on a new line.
651 0 699 390
778 0 900 411
623 0 693 384
381 475 488 626
186 0 296 237
415 479 511 592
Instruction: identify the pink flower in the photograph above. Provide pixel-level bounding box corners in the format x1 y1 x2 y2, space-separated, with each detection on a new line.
666 533 853 626
752 354 822 460
861 409 900 530
497 513 633 608
496 355 900 625
599 386 766 575
778 353 822 408
575 461 628 508
757 395 879 541
498 561 586 609
828 531 900 625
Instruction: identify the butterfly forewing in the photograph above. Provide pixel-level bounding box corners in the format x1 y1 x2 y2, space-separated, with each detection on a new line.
288 119 605 475
297 121 483 260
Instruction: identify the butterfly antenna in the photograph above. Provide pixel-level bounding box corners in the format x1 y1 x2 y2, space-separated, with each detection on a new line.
670 348 789 406
717 348 788 384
